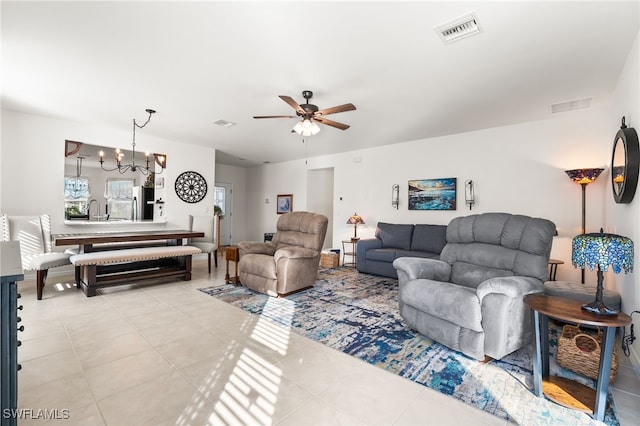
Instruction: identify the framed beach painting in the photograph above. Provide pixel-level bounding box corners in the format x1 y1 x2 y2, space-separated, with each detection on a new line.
408 178 457 210
277 194 293 214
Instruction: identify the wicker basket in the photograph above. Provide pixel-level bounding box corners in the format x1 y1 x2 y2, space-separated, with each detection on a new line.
320 252 339 268
557 324 618 383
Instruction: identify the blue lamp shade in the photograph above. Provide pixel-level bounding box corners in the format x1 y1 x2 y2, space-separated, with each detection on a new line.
572 232 634 274
571 231 633 315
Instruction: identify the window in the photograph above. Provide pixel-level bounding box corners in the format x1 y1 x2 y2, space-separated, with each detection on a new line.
105 178 134 219
214 186 226 216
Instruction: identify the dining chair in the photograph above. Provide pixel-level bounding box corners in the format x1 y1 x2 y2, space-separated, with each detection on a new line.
1 214 72 299
188 215 219 273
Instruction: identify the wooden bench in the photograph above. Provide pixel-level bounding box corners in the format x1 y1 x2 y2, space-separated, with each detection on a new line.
70 245 201 297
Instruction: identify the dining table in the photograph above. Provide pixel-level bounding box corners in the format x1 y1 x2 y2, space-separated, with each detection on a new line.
54 229 204 252
54 229 205 297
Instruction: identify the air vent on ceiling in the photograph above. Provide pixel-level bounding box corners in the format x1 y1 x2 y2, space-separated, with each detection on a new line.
551 98 592 114
435 12 482 44
214 119 236 128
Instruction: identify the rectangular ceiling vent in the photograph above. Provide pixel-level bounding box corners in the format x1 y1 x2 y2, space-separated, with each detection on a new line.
435 12 482 44
214 119 236 128
551 98 592 114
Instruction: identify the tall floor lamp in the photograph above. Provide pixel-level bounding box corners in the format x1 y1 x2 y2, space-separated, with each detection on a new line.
564 167 605 283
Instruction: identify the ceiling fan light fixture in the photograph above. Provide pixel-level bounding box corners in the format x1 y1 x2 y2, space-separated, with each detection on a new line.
309 121 320 136
293 119 320 136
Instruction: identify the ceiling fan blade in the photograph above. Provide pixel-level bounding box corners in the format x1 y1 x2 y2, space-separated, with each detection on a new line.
253 115 297 119
316 103 356 116
279 95 306 115
315 117 350 130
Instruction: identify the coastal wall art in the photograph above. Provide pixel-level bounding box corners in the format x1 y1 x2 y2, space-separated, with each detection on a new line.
408 178 457 210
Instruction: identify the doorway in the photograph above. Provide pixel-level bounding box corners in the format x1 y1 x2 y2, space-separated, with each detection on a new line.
214 182 233 246
307 167 334 249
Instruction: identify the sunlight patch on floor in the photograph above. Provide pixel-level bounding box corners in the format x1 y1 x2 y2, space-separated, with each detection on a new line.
180 297 294 425
54 282 75 292
250 297 294 355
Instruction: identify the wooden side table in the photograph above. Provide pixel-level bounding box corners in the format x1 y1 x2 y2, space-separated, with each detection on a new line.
548 258 564 281
524 294 631 421
225 246 240 284
342 239 357 267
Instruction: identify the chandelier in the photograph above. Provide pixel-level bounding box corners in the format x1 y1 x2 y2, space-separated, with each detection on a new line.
99 108 165 175
65 156 89 199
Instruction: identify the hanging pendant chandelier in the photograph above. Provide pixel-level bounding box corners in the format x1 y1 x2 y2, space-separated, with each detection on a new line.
99 108 165 175
65 156 89 199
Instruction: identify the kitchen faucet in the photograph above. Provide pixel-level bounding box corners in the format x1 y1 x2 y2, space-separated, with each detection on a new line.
88 199 100 220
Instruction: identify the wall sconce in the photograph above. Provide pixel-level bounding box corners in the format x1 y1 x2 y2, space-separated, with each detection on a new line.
464 179 475 210
392 184 399 209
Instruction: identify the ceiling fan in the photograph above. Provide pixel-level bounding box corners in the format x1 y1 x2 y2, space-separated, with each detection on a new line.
253 90 356 135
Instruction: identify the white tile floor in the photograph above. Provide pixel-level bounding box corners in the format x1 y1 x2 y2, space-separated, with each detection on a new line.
13 257 639 425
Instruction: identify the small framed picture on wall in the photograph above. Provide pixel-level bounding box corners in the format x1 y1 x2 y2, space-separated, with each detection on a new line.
277 194 293 214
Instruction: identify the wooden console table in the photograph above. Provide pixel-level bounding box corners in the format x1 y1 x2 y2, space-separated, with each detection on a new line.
524 294 631 421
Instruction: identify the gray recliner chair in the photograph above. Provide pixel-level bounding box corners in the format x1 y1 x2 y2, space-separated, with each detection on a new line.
393 212 556 361
238 211 328 297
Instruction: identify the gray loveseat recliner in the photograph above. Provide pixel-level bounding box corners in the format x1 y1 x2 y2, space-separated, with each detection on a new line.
238 211 328 297
393 212 556 360
356 222 447 278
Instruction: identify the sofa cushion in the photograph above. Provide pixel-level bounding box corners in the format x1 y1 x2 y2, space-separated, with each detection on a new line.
411 224 447 253
365 248 397 263
396 250 440 259
375 222 414 250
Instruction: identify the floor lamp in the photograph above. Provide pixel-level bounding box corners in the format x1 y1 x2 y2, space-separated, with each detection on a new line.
564 168 605 283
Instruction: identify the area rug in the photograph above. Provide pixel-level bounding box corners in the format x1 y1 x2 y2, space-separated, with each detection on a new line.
199 267 619 425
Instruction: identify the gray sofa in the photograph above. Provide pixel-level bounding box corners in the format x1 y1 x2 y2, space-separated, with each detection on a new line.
356 222 447 278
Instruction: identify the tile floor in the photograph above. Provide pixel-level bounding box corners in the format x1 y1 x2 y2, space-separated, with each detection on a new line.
13 256 640 425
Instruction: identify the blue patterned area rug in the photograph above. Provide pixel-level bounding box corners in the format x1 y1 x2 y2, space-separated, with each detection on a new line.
199 267 618 425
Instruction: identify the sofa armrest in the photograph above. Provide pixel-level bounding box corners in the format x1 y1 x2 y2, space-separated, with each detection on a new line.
393 257 451 283
238 241 276 256
356 237 382 255
476 276 543 301
274 246 318 261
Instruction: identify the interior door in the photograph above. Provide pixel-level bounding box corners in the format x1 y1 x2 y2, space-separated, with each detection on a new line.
214 182 233 246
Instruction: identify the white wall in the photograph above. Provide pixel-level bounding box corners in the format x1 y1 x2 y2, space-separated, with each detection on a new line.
1 109 216 234
246 109 611 286
607 31 640 363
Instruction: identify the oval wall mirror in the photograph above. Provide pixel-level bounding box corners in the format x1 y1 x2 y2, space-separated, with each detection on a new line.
611 116 640 203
